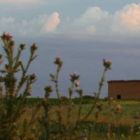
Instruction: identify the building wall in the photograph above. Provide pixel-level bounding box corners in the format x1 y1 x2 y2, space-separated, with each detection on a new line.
108 81 140 99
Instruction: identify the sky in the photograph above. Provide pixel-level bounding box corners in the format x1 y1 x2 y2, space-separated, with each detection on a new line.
0 0 140 98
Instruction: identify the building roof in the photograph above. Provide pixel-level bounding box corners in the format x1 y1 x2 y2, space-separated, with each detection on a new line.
108 80 140 83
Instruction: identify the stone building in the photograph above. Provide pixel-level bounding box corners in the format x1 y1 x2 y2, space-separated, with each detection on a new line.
108 80 140 99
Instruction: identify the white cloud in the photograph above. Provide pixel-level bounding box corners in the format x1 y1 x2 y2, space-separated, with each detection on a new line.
61 3 140 38
80 7 109 22
62 7 109 36
1 3 140 38
0 12 61 37
44 12 60 32
111 3 140 35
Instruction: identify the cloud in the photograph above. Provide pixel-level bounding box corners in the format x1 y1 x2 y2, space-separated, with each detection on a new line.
61 7 109 37
111 3 140 34
1 3 140 39
44 12 60 32
61 3 140 38
0 12 60 37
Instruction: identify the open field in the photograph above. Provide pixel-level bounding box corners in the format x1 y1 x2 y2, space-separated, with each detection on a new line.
22 98 140 140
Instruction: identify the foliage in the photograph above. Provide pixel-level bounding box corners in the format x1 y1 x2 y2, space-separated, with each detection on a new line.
0 33 39 140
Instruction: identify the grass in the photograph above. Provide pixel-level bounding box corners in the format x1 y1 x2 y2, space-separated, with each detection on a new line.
22 98 140 139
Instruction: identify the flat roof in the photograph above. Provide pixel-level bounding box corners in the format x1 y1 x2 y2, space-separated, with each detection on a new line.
108 80 140 83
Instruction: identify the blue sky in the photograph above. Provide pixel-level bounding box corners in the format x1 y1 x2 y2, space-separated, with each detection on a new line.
0 0 140 98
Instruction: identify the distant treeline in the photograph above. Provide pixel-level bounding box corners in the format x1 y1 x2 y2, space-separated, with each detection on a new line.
26 96 140 106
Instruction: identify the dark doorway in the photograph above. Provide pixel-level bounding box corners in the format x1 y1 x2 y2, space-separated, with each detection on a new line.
117 95 121 99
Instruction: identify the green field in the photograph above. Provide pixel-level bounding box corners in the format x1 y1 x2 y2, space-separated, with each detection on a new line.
23 98 140 139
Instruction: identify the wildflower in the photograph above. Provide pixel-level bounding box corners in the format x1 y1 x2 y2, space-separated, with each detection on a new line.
30 73 36 82
116 104 121 113
103 59 112 70
44 85 53 98
70 72 80 82
30 43 38 54
75 81 80 87
20 43 25 50
1 32 12 42
54 56 63 68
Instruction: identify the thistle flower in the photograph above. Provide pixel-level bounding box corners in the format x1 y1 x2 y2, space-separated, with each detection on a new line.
103 59 112 70
1 32 12 42
54 56 63 68
30 43 38 54
70 72 80 82
44 85 53 98
20 43 25 50
44 85 53 93
75 81 80 87
116 104 121 113
30 73 36 82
